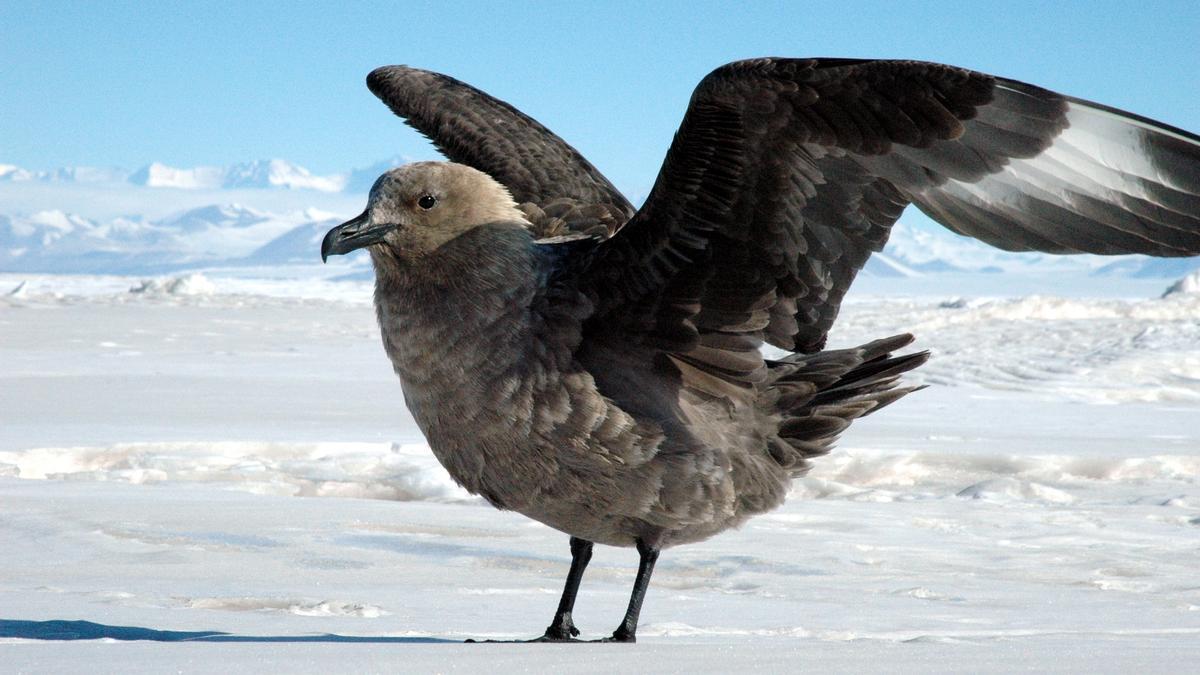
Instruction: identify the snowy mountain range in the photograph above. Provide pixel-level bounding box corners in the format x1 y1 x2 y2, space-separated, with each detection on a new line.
1 159 1197 279
0 204 358 274
2 158 407 193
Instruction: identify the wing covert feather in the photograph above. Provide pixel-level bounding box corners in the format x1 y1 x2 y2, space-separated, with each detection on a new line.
577 59 1200 359
367 66 635 228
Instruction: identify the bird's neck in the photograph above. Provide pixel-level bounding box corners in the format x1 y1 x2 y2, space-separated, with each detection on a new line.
371 224 598 508
371 224 555 424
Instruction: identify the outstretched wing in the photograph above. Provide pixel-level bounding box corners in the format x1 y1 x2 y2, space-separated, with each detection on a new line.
367 65 634 234
578 58 1200 388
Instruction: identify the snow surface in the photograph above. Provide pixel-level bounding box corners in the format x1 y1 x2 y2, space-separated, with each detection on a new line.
2 274 1198 672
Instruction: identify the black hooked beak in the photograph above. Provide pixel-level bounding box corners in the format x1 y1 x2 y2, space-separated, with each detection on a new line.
320 210 397 262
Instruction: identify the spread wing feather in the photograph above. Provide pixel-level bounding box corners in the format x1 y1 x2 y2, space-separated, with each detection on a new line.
364 59 1200 403
577 58 1200 367
367 66 633 235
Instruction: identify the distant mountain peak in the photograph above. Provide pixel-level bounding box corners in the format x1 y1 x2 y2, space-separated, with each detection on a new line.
128 162 225 189
344 156 409 193
123 159 346 192
0 164 32 181
2 158 398 193
160 204 268 232
0 163 127 184
222 159 345 192
1162 269 1200 297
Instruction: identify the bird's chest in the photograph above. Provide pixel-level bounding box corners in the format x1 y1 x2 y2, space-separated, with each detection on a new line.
375 292 588 509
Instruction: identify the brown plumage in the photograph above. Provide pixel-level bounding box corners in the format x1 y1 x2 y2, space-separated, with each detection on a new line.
321 59 1200 642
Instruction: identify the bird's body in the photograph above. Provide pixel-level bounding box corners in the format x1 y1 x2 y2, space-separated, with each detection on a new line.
360 163 925 551
372 217 778 548
372 221 681 548
321 58 1200 641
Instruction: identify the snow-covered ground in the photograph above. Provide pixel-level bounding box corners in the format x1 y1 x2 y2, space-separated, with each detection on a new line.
1 272 1197 672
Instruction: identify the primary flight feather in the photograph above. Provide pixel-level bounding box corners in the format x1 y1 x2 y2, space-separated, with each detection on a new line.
321 58 1200 642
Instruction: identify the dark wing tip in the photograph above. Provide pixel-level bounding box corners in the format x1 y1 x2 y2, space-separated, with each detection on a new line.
366 65 456 107
366 65 412 91
360 63 636 225
366 65 437 106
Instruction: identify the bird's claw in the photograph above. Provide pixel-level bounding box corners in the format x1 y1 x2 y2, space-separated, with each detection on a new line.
463 627 635 644
533 620 581 642
596 627 636 643
525 634 583 643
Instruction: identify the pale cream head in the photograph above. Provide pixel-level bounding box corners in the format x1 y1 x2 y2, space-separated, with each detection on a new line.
320 161 529 263
366 162 527 254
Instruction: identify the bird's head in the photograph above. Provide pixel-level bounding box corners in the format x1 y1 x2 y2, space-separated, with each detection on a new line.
321 161 526 263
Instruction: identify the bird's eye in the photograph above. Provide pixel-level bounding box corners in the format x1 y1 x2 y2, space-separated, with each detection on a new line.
417 194 438 210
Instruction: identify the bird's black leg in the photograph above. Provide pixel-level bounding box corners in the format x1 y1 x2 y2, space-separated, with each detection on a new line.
602 538 660 643
530 536 593 642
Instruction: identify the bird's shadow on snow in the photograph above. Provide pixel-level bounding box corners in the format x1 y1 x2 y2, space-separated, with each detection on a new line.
0 619 457 644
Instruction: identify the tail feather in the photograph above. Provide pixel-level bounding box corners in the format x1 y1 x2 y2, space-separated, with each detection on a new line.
764 333 928 473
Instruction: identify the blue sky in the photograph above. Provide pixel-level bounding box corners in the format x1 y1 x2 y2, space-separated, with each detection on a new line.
2 0 1198 197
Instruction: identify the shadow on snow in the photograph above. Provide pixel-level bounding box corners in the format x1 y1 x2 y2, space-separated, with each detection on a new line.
0 619 457 644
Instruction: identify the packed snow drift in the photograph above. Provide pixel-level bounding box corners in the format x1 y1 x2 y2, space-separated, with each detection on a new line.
2 271 1197 671
3 156 1199 671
